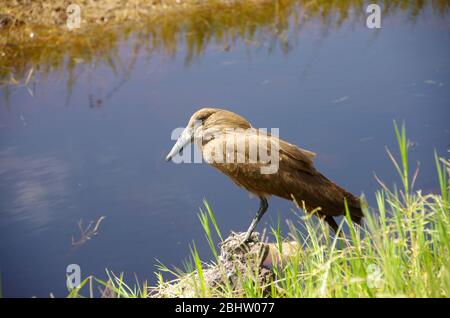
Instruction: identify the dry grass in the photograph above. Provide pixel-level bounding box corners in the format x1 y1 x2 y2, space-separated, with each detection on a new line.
1 0 274 28
2 0 448 29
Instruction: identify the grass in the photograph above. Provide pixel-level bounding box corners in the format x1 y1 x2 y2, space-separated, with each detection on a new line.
67 123 449 298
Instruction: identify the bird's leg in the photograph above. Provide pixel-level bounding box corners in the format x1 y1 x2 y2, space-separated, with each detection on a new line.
322 215 339 233
243 196 268 243
322 215 351 248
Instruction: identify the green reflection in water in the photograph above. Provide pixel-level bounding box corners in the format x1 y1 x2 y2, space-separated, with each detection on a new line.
0 0 448 91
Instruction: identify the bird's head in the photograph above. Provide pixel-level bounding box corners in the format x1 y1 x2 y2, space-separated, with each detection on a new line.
165 107 251 162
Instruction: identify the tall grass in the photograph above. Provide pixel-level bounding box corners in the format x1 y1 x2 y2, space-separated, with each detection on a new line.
69 124 449 297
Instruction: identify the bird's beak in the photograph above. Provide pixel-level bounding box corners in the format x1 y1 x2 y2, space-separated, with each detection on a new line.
165 127 194 162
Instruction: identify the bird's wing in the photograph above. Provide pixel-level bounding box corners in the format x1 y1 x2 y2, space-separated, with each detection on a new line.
277 138 317 174
202 130 362 219
203 129 318 176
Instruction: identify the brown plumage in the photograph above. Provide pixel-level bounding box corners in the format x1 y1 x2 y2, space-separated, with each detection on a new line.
166 107 363 241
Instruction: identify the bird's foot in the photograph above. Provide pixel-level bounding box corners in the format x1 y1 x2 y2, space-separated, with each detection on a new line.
239 232 259 250
220 231 258 253
242 236 251 244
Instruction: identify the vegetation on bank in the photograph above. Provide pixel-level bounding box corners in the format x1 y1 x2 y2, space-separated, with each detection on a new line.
68 124 450 298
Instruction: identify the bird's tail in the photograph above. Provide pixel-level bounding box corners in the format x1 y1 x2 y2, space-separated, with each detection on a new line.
337 185 364 226
347 205 363 225
305 172 364 225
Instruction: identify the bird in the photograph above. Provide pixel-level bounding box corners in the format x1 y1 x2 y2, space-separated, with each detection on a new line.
166 107 363 242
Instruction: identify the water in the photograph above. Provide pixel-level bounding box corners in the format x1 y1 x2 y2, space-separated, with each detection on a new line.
1 2 449 297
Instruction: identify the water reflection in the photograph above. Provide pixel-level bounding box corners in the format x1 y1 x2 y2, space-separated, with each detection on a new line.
0 147 69 230
1 0 448 91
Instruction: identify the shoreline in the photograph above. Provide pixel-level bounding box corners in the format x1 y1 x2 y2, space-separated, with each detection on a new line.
0 0 274 32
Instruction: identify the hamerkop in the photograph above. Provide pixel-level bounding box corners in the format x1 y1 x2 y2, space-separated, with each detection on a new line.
166 108 363 242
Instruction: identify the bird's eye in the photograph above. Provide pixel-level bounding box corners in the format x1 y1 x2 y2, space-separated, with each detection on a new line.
198 113 211 122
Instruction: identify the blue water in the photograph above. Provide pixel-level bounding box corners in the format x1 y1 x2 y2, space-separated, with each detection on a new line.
0 4 449 297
